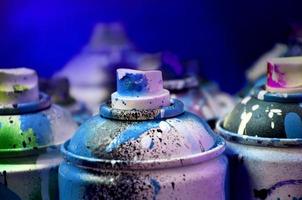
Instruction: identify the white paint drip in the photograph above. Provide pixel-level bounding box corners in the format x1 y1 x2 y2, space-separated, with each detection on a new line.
159 121 171 132
241 96 252 105
271 121 275 129
268 109 282 118
257 90 267 100
268 112 274 118
238 111 253 135
252 104 259 111
271 109 282 113
141 136 152 149
160 109 165 118
111 160 117 166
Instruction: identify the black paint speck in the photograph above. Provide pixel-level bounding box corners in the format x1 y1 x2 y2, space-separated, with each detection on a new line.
171 182 175 190
253 188 269 200
22 141 27 148
3 170 7 186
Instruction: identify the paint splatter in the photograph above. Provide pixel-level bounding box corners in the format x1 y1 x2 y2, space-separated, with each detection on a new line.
284 112 302 138
254 179 302 200
241 96 251 105
257 91 267 100
252 105 259 111
117 73 148 96
105 121 159 152
150 178 161 200
0 116 38 149
268 109 282 119
238 111 252 135
12 84 28 93
20 113 52 145
271 121 275 129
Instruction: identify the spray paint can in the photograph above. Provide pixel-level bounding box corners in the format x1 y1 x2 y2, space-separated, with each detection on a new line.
39 77 91 125
0 68 77 199
217 57 302 199
59 68 228 200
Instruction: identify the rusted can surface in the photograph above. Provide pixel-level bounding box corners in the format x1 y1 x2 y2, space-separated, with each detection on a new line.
59 68 228 200
0 68 77 199
217 57 302 200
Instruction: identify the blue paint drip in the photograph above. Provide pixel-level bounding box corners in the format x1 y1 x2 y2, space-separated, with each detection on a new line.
105 121 159 152
284 112 302 138
117 73 148 96
0 183 22 200
68 116 107 157
149 140 155 149
150 178 161 200
20 112 52 144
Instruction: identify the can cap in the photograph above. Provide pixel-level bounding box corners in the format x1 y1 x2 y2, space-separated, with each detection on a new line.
86 22 130 52
0 68 39 105
266 56 302 93
111 68 170 110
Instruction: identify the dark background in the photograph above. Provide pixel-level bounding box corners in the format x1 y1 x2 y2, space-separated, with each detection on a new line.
0 0 301 93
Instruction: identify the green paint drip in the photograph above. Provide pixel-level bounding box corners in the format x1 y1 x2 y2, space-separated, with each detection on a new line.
0 116 38 150
13 84 28 93
0 84 9 103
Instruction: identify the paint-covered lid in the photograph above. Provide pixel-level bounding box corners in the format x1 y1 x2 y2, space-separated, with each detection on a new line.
0 68 39 105
266 56 302 93
111 69 170 110
0 68 77 155
64 68 224 168
85 22 132 52
223 57 302 138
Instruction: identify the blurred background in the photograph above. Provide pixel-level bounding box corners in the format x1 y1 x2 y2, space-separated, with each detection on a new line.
1 0 302 93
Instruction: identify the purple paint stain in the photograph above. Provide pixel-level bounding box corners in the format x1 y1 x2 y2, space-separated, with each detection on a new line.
267 63 287 88
254 179 302 200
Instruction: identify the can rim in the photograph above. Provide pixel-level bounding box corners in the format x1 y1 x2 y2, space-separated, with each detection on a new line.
100 98 184 121
0 92 51 115
251 85 302 103
216 120 302 147
60 134 225 170
0 144 60 158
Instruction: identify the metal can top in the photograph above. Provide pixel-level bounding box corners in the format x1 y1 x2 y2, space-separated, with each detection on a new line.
0 68 77 157
266 56 302 93
223 57 302 139
63 68 225 169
